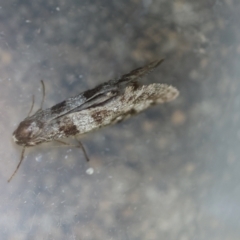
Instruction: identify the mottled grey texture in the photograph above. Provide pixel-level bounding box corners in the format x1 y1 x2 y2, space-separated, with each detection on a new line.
0 0 240 239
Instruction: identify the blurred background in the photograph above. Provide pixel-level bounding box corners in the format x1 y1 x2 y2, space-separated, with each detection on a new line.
0 0 239 239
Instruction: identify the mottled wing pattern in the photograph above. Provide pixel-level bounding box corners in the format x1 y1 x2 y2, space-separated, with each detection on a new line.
35 59 165 123
66 59 165 114
50 82 179 138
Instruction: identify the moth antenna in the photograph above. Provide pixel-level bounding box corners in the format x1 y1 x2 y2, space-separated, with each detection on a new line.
27 80 45 117
55 139 90 162
8 146 26 182
40 80 45 110
27 95 35 117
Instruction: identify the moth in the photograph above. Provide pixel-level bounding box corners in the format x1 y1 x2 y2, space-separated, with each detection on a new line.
9 59 179 182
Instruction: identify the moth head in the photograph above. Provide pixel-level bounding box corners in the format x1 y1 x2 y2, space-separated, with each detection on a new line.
12 119 44 146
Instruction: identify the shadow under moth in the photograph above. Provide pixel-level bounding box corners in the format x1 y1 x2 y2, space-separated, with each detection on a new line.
10 59 179 182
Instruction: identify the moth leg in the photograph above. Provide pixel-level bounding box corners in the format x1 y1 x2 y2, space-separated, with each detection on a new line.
55 139 90 162
74 138 90 162
8 146 26 182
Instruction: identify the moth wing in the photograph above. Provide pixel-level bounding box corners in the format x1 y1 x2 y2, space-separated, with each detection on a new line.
48 59 164 120
81 59 165 100
65 90 119 114
116 59 164 85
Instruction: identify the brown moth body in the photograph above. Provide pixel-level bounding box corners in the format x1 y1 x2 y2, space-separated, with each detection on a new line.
10 59 179 182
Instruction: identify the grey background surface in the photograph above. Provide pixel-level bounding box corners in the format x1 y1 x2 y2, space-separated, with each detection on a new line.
0 0 239 239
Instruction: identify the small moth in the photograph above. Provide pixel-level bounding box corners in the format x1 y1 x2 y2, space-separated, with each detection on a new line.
10 59 179 181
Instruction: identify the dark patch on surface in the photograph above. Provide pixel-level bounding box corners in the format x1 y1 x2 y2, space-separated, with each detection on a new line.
91 110 108 124
59 123 79 136
127 108 137 115
51 101 67 114
131 95 144 105
131 81 140 91
128 96 134 102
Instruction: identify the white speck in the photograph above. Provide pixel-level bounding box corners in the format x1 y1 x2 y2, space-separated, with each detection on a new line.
25 20 31 23
65 155 68 159
86 168 94 175
56 7 60 11
79 75 83 78
35 154 42 162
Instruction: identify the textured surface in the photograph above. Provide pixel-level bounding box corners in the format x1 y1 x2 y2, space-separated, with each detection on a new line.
0 0 240 239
